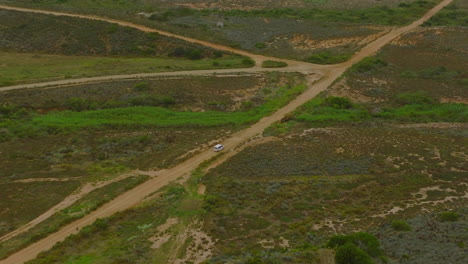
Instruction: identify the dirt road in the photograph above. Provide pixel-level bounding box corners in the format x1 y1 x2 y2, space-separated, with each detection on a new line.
0 0 453 263
0 4 321 68
0 65 324 92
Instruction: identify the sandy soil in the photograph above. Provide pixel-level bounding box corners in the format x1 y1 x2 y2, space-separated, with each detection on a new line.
0 0 454 263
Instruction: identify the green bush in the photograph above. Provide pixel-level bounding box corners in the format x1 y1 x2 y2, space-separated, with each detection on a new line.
349 57 388 74
439 211 460 222
391 220 412 231
134 82 150 91
395 91 438 106
129 95 176 107
65 98 98 112
255 43 266 49
188 49 203 60
327 232 383 258
322 97 354 109
242 58 256 67
262 60 288 68
307 52 350 65
335 243 374 264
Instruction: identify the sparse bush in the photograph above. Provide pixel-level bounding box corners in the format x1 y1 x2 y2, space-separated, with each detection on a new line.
327 232 383 258
335 243 373 264
188 49 203 60
307 52 350 65
255 43 266 49
439 211 460 222
134 82 150 92
242 58 256 67
65 98 97 111
262 60 288 68
394 91 438 106
322 97 354 109
391 220 412 231
349 57 388 74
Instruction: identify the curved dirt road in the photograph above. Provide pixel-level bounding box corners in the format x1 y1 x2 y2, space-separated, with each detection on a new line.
0 4 324 68
0 65 324 92
0 0 453 263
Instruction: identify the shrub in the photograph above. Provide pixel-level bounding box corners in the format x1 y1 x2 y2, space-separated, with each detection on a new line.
349 57 388 74
188 49 203 60
129 95 175 107
335 243 373 264
255 43 266 49
262 60 288 68
242 58 256 67
322 97 354 109
395 91 438 106
327 232 383 259
307 52 350 65
134 82 150 91
439 211 460 222
65 98 97 112
391 220 412 231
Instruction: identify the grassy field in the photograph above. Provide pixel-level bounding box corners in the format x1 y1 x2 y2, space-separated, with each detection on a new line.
0 52 249 86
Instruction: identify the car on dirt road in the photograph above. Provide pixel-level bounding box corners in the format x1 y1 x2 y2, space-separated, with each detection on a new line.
213 144 224 152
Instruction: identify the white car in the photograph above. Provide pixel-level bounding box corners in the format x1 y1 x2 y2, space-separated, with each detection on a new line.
213 144 224 152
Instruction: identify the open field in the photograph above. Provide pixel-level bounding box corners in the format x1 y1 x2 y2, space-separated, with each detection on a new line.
0 52 248 87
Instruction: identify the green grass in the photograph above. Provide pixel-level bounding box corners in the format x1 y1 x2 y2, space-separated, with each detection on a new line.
0 52 249 87
294 96 468 125
1 84 306 139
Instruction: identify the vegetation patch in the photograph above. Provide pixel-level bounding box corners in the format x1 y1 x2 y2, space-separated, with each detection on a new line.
307 51 351 64
327 232 385 264
261 60 288 68
293 94 468 126
390 220 412 231
0 84 307 140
